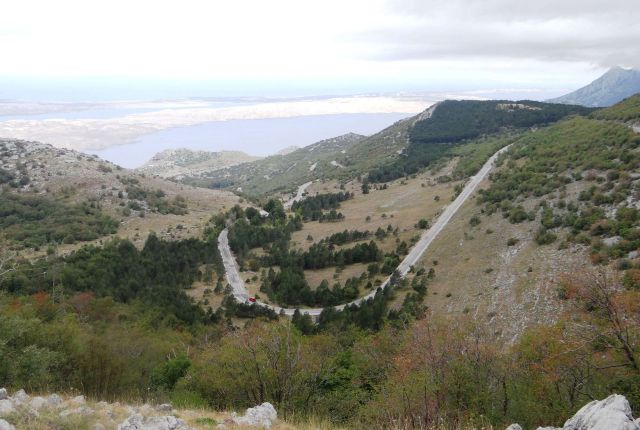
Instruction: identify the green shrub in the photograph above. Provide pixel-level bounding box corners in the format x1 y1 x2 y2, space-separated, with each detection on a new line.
535 228 557 245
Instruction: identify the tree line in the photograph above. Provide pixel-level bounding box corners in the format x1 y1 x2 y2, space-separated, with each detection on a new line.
291 191 352 221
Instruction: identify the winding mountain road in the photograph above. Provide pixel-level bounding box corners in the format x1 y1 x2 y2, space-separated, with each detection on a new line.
283 181 313 210
219 145 512 317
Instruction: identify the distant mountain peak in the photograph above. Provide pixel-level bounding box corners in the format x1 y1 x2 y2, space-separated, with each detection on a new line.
549 66 640 107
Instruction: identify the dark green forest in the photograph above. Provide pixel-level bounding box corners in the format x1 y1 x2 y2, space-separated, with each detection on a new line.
0 192 118 248
368 99 594 183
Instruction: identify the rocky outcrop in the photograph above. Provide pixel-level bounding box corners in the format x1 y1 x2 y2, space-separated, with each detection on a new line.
11 390 27 405
561 395 639 430
29 396 47 410
0 388 277 430
507 394 640 430
232 402 278 428
156 404 173 413
60 406 94 417
47 394 63 408
117 414 192 430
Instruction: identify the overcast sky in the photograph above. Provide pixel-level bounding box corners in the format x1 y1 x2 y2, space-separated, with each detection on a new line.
2 0 639 96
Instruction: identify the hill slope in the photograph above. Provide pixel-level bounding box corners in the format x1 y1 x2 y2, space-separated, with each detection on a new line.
0 139 240 252
413 108 640 339
137 148 260 179
549 67 640 107
366 99 594 183
186 132 368 197
189 100 594 197
591 92 640 123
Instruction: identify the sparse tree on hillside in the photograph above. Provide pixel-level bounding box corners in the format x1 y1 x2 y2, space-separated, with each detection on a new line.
563 269 640 372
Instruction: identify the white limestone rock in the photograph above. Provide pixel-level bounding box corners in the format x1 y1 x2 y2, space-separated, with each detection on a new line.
118 414 144 430
562 394 639 430
533 394 639 430
232 402 278 429
95 401 109 409
60 406 94 417
156 403 172 413
47 394 63 408
0 419 15 430
603 236 622 247
71 395 86 405
506 425 523 430
0 389 7 401
29 396 47 410
117 413 192 430
0 400 14 417
11 390 28 404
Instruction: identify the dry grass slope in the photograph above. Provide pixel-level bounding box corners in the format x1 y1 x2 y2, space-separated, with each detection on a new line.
0 139 241 255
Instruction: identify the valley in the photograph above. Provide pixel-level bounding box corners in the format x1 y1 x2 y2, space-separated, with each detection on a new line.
2 89 640 430
218 143 510 317
4 3 640 429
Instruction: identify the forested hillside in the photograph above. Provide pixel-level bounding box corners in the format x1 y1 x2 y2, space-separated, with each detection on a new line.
368 99 594 183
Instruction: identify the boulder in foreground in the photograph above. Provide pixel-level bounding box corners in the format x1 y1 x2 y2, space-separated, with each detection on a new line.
232 402 278 429
507 394 640 430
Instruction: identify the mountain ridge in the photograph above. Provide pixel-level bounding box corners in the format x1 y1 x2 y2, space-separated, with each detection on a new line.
183 132 369 196
549 66 640 107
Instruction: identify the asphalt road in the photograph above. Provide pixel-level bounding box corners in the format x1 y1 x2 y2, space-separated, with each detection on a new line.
283 181 313 210
218 229 250 303
219 145 512 317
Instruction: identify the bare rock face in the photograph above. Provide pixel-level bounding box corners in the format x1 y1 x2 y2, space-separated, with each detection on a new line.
0 390 7 401
232 402 278 429
507 394 640 430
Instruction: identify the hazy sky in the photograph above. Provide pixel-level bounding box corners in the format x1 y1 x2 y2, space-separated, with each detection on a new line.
2 0 639 95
